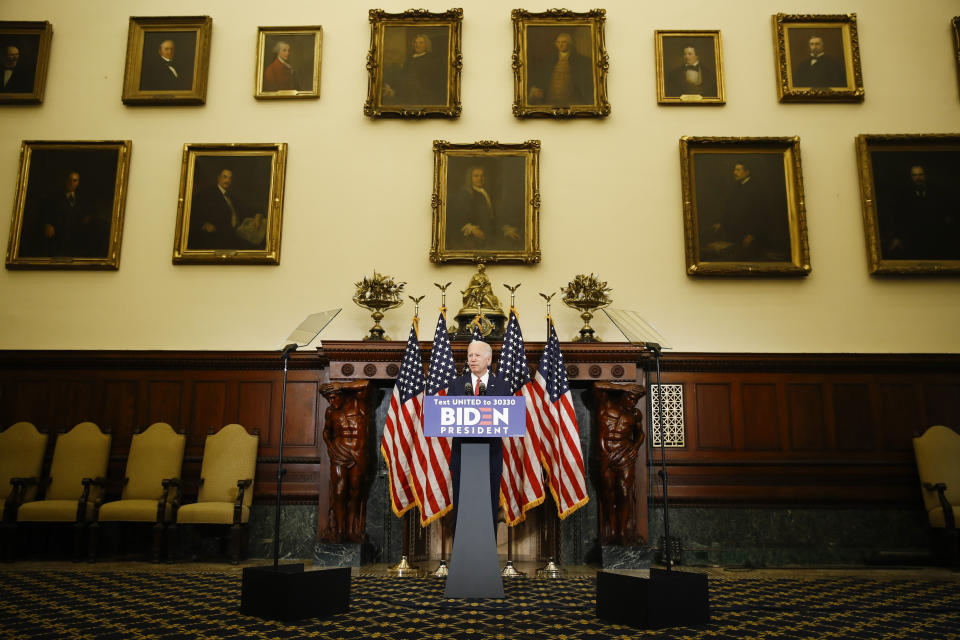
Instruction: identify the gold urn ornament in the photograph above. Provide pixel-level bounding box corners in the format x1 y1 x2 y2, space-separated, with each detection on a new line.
561 273 613 343
353 271 405 341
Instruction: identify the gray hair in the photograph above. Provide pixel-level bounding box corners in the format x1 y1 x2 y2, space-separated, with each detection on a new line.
272 41 290 55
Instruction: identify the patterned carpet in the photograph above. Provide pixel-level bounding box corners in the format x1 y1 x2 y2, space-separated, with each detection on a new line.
1 570 958 639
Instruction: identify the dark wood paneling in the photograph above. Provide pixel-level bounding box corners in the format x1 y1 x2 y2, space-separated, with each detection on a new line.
832 383 874 451
787 384 827 451
62 380 98 430
146 381 184 428
924 384 960 430
102 380 139 454
283 381 319 448
237 381 273 438
878 383 920 452
694 383 734 449
741 383 780 451
2 349 959 510
190 381 229 446
10 381 51 427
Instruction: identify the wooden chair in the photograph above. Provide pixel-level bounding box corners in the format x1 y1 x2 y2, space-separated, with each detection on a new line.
89 422 185 562
1 422 48 523
170 424 258 564
0 422 49 560
913 425 960 569
14 421 111 560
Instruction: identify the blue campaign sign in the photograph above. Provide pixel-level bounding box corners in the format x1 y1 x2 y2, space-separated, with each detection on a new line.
423 395 527 438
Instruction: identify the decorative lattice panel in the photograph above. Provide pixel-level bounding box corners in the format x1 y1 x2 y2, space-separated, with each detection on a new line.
650 384 684 447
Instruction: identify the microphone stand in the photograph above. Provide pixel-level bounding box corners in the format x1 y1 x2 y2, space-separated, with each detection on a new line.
647 342 672 570
273 342 297 568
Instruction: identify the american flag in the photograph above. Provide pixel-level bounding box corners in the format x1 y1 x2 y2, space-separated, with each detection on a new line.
529 320 589 518
496 311 545 525
418 311 456 525
380 323 424 517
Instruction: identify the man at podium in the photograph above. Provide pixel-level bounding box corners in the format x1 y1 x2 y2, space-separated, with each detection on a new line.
447 339 511 530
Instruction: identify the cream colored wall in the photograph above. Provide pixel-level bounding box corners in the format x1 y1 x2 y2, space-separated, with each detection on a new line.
1 0 958 352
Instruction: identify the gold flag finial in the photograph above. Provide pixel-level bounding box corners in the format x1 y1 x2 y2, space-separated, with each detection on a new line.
503 283 522 311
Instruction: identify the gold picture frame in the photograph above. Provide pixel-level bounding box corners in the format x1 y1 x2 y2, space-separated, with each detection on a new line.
363 8 462 118
172 143 287 265
953 17 960 98
121 16 212 106
512 9 610 118
680 136 811 277
5 140 132 270
254 26 323 100
655 30 725 105
0 21 53 105
430 140 541 264
855 134 960 275
773 13 864 103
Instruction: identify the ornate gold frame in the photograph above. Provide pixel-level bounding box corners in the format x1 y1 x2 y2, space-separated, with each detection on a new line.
679 136 811 277
854 133 960 275
953 17 960 97
363 8 462 118
5 140 132 270
430 140 541 264
772 13 863 103
172 143 287 265
254 26 323 100
0 21 53 105
654 30 725 106
121 16 212 106
512 9 610 118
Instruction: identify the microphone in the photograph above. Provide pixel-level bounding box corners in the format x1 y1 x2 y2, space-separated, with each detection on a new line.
477 382 486 396
464 382 473 396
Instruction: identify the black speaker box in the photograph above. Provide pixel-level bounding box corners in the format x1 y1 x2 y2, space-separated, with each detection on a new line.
596 568 710 629
241 564 350 621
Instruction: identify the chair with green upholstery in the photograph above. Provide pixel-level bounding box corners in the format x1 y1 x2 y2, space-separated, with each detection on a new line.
1 422 48 524
14 421 111 560
89 422 185 562
170 423 258 564
913 425 960 569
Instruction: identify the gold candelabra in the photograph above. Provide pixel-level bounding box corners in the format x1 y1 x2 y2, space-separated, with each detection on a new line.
353 271 405 341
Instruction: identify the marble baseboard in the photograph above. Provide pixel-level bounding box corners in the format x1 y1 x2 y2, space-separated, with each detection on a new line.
314 542 375 567
601 545 654 569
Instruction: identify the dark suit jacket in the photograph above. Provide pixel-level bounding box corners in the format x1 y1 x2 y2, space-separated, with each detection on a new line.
664 61 717 98
793 54 845 88
0 66 34 93
189 186 240 250
446 371 511 531
140 55 190 91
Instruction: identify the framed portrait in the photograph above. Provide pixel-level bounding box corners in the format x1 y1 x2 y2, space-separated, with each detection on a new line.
255 26 322 99
0 21 53 105
655 30 724 105
5 140 131 270
512 9 610 118
121 16 212 105
679 137 811 277
773 13 863 102
172 143 287 265
953 17 960 97
430 140 541 264
363 8 462 118
855 134 960 275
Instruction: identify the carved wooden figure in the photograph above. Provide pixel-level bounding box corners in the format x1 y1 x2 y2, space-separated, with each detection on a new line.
319 380 374 543
592 381 646 545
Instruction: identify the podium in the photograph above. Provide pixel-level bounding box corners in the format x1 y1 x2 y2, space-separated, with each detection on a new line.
444 441 504 598
423 394 525 599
